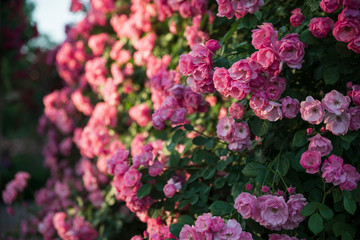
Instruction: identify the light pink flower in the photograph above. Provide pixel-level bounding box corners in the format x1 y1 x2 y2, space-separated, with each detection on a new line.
300 96 325 124
340 164 360 191
277 33 305 69
252 23 278 49
195 213 212 233
322 90 351 115
234 192 257 219
333 20 359 43
284 194 307 230
260 101 283 121
308 134 333 156
229 58 258 83
179 54 194 76
324 112 351 135
257 195 289 229
214 219 242 240
280 96 300 119
300 150 322 174
217 116 235 142
321 155 346 186
351 85 360 105
229 102 245 119
163 183 176 198
269 234 299 240
123 168 141 187
348 106 360 130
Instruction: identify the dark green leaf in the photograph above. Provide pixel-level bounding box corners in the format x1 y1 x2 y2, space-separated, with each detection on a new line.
344 192 356 215
169 223 184 238
192 149 205 163
342 231 353 240
177 215 194 225
178 200 189 210
250 118 270 137
202 167 216 180
278 155 290 176
189 195 199 205
193 136 209 145
184 124 194 131
301 202 318 217
214 177 226 189
213 57 230 68
308 213 323 234
299 29 317 45
292 130 307 148
169 151 181 167
172 129 185 144
220 20 241 46
137 183 152 199
324 67 340 85
242 162 266 177
339 132 357 143
209 200 233 216
319 203 334 220
205 137 216 149
240 14 258 29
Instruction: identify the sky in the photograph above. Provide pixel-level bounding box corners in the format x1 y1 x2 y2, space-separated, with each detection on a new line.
32 0 85 43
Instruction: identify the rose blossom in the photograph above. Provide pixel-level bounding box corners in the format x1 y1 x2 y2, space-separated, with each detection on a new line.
308 17 334 38
260 101 283 121
269 234 300 240
229 102 246 119
163 183 176 198
214 219 242 240
348 35 360 53
321 155 346 186
205 39 221 52
179 54 194 76
300 96 325 124
257 195 289 229
333 20 359 43
234 192 257 219
280 96 300 119
340 164 360 191
123 168 141 187
228 58 258 83
320 0 341 13
283 194 307 230
322 90 351 115
348 106 360 130
253 47 282 76
194 213 212 233
351 84 360 105
277 33 305 69
343 0 360 8
213 67 232 97
290 8 304 28
252 23 278 50
308 134 333 156
216 116 235 142
324 112 351 135
300 150 322 174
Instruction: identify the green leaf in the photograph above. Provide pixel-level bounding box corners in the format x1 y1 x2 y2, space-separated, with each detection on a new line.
292 130 307 148
240 14 258 29
137 183 152 199
169 151 181 167
213 57 230 68
278 155 290 176
189 195 199 205
184 124 194 131
324 67 340 85
249 118 270 137
177 215 194 225
342 231 353 240
148 204 162 218
192 149 205 163
242 162 266 177
209 200 233 216
178 200 189 210
332 188 343 203
202 167 216 180
219 20 241 46
172 129 185 145
193 136 209 145
299 29 317 45
301 202 318 217
205 137 216 149
319 204 334 220
169 223 184 238
214 177 226 189
339 132 357 143
344 192 356 215
216 160 227 171
308 213 323 235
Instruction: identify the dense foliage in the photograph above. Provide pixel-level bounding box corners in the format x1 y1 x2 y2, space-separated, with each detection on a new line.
2 0 360 239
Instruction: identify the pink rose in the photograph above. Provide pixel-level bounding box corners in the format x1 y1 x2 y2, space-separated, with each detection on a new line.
269 234 299 240
148 161 164 177
324 112 351 135
257 195 289 229
340 164 360 191
277 33 305 69
179 54 194 76
343 0 360 8
308 134 333 156
234 192 257 219
216 116 235 142
250 91 268 110
280 96 300 119
300 96 325 124
300 150 322 174
348 106 360 130
322 90 351 115
194 213 212 233
333 20 359 43
163 183 176 198
217 0 236 19
214 219 242 240
232 122 250 141
129 103 152 127
228 81 251 100
320 0 341 14
252 23 278 49
229 58 258 83
239 231 253 240
205 39 221 52
309 17 334 38
213 67 232 97
338 7 360 21
229 102 246 119
321 155 346 186
260 101 283 121
351 84 360 105
284 194 307 230
170 108 187 125
179 225 200 240
266 85 281 101
253 47 282 76
210 216 225 232
123 168 141 187
290 8 305 28
348 35 360 53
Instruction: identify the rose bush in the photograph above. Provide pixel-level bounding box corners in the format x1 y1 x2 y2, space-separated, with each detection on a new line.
2 0 360 239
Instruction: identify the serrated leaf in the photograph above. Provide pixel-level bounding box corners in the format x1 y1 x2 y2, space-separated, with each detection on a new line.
193 136 209 145
301 202 318 217
324 67 340 85
169 223 184 238
240 14 258 29
205 137 215 149
137 183 152 199
299 29 317 45
308 213 323 234
250 118 270 137
319 203 334 220
242 162 265 177
169 151 181 167
209 201 233 216
339 132 357 143
178 215 194 225
172 129 185 144
202 167 216 180
292 130 307 148
214 177 226 189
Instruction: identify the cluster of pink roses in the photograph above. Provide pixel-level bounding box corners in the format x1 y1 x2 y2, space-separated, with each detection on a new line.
179 213 253 240
216 0 264 19
309 0 360 53
154 0 207 20
269 234 303 240
216 116 252 152
234 192 307 230
300 88 360 135
52 212 98 240
2 172 30 208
